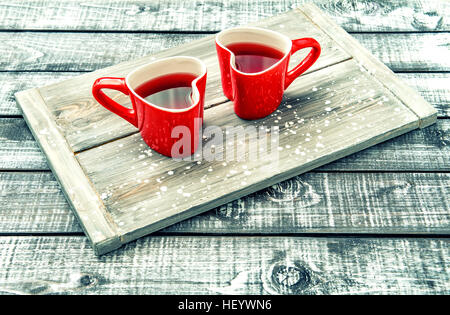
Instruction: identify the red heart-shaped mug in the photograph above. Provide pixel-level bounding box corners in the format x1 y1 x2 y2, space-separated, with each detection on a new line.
216 27 321 120
92 56 207 158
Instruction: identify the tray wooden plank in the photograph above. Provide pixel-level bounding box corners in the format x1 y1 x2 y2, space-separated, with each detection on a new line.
15 4 437 255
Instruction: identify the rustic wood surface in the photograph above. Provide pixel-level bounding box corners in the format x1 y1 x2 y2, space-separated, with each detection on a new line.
0 0 448 294
0 0 448 32
14 6 437 254
0 236 448 295
1 171 448 235
300 4 437 128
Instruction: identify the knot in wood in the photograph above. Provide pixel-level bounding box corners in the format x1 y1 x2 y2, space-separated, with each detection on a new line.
427 128 449 148
215 199 248 222
266 178 321 208
330 0 383 15
79 274 94 286
75 273 99 289
270 262 311 293
266 178 304 202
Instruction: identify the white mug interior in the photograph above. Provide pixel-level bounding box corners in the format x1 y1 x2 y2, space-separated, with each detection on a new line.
216 27 292 74
126 56 207 111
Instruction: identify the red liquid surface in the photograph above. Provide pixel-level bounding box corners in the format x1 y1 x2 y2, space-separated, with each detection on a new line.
135 72 197 109
226 42 285 73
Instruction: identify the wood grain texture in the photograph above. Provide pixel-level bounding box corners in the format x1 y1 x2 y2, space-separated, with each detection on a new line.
0 72 81 116
10 24 444 153
0 32 201 72
0 0 447 32
397 73 450 118
15 89 121 255
319 117 449 172
352 33 450 72
2 72 448 117
1 32 448 72
0 118 49 170
1 117 448 172
31 11 351 154
0 236 448 294
1 171 449 235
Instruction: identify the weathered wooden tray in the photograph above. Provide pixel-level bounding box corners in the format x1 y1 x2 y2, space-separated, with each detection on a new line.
15 4 436 255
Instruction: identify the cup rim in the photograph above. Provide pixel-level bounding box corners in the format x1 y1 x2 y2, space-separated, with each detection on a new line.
125 56 207 113
215 26 292 76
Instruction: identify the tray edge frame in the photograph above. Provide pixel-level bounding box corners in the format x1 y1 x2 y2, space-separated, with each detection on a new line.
15 88 121 256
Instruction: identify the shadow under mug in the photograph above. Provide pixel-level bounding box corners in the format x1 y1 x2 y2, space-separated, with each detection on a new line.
216 27 321 120
92 56 207 158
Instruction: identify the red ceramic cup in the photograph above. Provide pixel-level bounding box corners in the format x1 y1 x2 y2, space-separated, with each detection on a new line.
216 27 321 120
92 56 207 158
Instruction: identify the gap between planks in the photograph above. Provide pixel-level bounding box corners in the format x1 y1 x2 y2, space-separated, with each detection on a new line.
0 233 449 238
2 169 450 174
0 29 448 34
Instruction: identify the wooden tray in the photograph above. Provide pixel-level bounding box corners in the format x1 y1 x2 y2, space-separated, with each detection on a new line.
15 4 436 255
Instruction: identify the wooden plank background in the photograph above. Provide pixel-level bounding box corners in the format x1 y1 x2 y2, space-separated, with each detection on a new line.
0 0 448 32
0 0 449 294
0 236 448 295
1 171 448 235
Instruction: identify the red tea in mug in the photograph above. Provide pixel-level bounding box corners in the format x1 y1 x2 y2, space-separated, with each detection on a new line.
226 42 285 73
135 72 198 109
92 56 207 157
216 27 321 119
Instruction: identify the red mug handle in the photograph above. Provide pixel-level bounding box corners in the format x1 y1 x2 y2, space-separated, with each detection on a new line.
285 38 321 89
92 77 138 127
